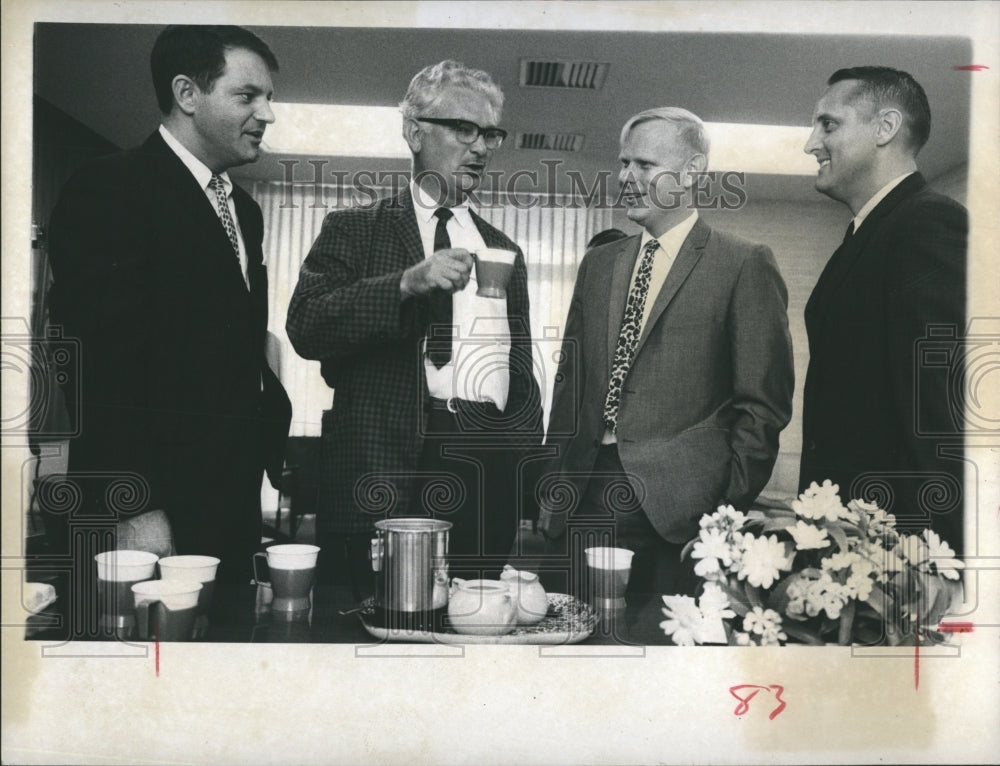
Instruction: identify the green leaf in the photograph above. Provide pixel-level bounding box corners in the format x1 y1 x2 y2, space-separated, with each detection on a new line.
826 524 850 552
864 584 890 617
761 518 798 533
838 600 857 646
782 623 825 645
745 584 765 609
680 538 696 560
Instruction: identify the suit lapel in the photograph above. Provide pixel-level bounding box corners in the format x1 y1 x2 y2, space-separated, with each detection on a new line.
143 132 253 294
634 219 708 357
381 188 426 268
606 237 641 366
807 173 927 327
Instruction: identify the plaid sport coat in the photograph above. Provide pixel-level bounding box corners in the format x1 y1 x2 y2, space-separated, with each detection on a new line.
286 189 543 534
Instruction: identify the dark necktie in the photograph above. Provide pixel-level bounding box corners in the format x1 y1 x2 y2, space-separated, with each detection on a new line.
603 239 660 433
426 207 455 368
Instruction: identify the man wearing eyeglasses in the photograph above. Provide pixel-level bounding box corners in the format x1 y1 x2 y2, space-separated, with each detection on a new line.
287 60 542 591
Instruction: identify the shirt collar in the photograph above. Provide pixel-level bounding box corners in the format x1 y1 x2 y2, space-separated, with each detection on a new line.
853 172 913 232
410 179 473 227
159 124 232 196
640 211 699 257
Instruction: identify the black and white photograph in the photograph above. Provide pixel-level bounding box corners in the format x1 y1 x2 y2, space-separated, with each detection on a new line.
2 1 998 764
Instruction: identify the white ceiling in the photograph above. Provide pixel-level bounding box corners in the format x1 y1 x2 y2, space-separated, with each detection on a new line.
34 23 971 200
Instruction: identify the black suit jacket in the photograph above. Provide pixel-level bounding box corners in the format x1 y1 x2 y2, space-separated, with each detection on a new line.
800 172 967 552
47 131 291 579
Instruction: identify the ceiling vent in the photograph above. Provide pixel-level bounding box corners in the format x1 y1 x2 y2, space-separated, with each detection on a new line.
519 59 609 90
517 132 585 152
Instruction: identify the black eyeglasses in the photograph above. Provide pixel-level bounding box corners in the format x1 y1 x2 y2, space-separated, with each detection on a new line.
416 118 507 149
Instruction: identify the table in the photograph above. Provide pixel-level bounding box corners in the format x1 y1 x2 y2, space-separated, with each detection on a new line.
25 584 673 645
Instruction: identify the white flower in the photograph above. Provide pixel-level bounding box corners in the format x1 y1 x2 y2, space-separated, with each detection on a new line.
822 551 859 572
803 573 849 619
734 631 752 646
848 498 881 515
789 521 831 550
693 555 722 579
699 582 735 618
922 529 964 580
716 504 747 529
693 527 735 565
760 625 788 646
844 569 874 601
743 606 784 639
660 595 703 646
660 586 735 645
792 480 851 522
736 534 794 589
848 499 894 534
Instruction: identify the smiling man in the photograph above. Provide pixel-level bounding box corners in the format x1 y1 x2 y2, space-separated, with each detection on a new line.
800 67 967 554
538 107 794 596
46 25 291 625
287 60 542 591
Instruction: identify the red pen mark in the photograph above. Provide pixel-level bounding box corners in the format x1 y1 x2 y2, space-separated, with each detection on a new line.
729 685 786 720
155 640 160 677
953 65 989 71
939 621 974 633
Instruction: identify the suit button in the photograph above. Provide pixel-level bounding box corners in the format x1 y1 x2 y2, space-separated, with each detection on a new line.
807 441 817 451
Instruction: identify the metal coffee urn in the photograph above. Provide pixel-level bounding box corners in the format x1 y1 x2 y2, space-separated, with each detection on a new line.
370 519 451 631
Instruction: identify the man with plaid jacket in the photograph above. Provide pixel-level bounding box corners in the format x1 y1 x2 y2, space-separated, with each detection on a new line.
287 61 542 592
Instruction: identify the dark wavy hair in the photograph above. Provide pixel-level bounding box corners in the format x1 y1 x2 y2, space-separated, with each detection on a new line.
151 25 278 114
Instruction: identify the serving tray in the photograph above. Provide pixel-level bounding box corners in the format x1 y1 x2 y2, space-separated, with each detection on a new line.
358 593 597 644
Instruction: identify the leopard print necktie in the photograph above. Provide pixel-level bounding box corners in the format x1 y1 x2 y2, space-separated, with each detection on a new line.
603 239 660 434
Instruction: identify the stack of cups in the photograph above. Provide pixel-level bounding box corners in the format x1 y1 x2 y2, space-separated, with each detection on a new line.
95 550 159 637
93 550 219 641
157 555 220 638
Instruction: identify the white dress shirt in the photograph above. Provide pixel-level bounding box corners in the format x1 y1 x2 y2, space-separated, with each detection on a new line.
158 125 249 285
411 181 512 411
852 172 913 233
603 211 699 445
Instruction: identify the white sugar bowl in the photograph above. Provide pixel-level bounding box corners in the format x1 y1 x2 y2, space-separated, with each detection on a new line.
500 565 548 625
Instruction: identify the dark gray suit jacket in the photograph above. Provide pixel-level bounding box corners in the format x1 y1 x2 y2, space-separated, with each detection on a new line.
286 189 543 535
541 218 794 543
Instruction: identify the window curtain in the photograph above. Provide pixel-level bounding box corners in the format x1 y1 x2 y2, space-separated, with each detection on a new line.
252 181 613 436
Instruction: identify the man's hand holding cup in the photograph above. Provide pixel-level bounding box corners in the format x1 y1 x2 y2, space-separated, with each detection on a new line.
401 248 474 298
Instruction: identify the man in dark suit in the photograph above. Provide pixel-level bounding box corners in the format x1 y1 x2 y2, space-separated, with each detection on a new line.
47 25 291 603
800 67 967 554
538 108 795 596
287 61 542 589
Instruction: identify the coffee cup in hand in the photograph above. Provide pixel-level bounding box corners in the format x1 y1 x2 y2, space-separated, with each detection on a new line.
474 248 517 299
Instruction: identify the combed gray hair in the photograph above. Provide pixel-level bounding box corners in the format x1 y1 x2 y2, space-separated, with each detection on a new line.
620 107 710 159
399 60 504 122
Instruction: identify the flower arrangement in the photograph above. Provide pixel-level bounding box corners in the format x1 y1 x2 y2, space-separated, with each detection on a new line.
660 481 965 646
